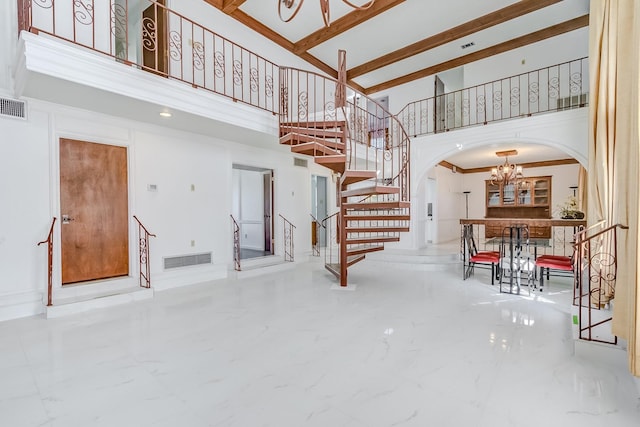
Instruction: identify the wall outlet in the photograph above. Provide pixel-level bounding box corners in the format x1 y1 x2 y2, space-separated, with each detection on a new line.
191 240 195 247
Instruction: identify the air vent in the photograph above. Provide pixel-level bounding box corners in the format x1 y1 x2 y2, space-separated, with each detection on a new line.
557 94 588 111
0 97 26 120
163 252 212 269
461 41 475 49
293 157 308 167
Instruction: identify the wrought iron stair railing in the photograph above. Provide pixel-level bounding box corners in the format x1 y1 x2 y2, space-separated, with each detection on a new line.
230 214 241 271
573 222 628 345
279 66 411 286
133 215 156 288
279 214 296 262
37 217 57 307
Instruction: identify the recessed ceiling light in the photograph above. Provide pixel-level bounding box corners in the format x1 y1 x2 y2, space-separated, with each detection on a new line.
159 111 172 118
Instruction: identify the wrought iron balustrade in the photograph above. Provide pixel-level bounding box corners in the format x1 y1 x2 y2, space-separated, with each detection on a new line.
398 57 589 137
17 0 279 113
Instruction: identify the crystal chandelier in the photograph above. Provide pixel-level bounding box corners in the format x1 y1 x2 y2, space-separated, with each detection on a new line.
490 150 524 184
279 0 376 27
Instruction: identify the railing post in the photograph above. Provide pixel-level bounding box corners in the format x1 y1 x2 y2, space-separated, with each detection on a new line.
133 215 156 288
37 217 57 307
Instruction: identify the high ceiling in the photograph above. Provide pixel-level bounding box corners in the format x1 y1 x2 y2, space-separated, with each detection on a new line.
205 0 589 94
204 0 590 169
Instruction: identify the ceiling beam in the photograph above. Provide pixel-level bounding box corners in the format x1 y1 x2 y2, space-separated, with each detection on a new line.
221 0 246 14
364 14 589 94
458 158 579 175
293 0 406 55
348 0 561 79
203 0 223 8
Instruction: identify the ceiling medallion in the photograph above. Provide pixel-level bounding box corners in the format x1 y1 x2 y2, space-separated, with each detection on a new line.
490 150 524 185
279 0 376 27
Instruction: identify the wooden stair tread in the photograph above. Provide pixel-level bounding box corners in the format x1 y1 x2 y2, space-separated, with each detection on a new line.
341 170 377 186
314 155 346 173
345 214 411 221
290 142 341 156
281 120 346 129
346 236 400 244
346 245 385 256
347 226 410 233
279 133 345 151
279 126 344 139
343 201 411 210
341 185 399 198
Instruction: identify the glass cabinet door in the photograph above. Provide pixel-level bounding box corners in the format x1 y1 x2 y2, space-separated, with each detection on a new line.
487 183 500 206
502 183 515 205
533 178 549 205
517 180 531 205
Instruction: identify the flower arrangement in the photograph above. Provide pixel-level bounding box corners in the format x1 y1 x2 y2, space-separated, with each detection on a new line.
558 195 584 219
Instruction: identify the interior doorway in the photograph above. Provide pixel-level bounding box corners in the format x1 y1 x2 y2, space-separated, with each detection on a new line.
59 138 129 285
232 165 274 260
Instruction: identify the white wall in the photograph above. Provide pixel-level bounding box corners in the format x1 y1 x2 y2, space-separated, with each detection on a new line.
0 98 333 320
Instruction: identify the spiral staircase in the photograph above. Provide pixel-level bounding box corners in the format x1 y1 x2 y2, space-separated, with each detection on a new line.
279 67 411 286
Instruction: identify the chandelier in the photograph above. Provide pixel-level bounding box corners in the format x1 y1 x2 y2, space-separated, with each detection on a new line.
490 150 524 184
279 0 376 27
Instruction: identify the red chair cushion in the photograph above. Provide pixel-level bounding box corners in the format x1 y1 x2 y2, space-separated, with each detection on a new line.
535 259 573 270
471 252 500 263
536 255 571 262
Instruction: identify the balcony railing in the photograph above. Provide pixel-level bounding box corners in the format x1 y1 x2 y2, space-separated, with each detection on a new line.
17 1 588 138
17 0 279 113
397 57 589 137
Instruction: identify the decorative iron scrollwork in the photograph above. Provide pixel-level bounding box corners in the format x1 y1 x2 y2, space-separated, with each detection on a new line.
142 17 157 51
33 0 54 8
265 75 274 97
528 82 539 103
510 87 520 106
493 91 502 111
570 72 582 94
193 42 205 71
548 77 559 99
233 60 243 86
74 0 94 25
298 92 308 120
250 67 259 92
169 31 182 61
214 51 225 78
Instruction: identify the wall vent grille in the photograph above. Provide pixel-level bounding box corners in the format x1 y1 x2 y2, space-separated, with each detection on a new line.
163 252 212 269
557 94 588 111
0 97 26 120
293 157 308 168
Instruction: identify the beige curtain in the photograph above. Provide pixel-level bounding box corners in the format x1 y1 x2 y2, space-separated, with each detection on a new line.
588 0 640 376
577 165 587 213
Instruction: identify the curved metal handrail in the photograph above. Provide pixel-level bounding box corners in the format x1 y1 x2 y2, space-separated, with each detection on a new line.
279 66 411 202
37 217 57 307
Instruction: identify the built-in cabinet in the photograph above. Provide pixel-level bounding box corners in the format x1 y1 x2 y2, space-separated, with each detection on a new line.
485 176 552 238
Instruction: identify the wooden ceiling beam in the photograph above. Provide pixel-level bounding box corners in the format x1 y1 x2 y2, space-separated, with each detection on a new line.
293 0 406 54
221 0 246 14
463 158 578 174
364 14 589 95
203 0 224 9
348 0 562 79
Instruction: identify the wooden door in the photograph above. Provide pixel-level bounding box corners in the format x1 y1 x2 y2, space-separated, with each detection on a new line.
142 0 167 75
60 139 129 284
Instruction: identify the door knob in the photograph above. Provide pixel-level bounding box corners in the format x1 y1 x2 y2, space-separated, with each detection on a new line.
62 214 75 224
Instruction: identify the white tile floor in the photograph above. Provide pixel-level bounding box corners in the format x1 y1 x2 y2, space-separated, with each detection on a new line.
1 257 639 426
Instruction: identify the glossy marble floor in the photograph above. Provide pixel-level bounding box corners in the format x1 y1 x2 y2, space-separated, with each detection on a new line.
1 258 639 426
